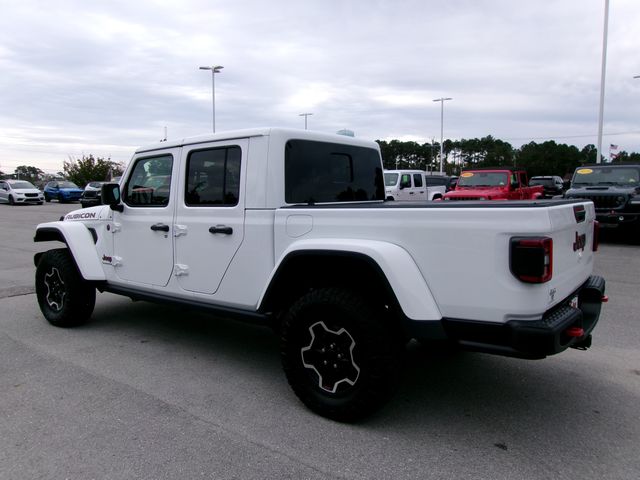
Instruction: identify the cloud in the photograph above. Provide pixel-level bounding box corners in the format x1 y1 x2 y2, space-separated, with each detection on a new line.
1 0 639 173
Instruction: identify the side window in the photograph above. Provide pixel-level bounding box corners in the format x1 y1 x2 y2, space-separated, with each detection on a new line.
185 146 241 206
284 139 384 203
400 174 411 188
124 154 173 207
413 174 423 188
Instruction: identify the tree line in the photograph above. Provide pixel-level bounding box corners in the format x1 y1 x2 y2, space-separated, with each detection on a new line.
1 155 124 187
2 139 639 185
376 136 640 178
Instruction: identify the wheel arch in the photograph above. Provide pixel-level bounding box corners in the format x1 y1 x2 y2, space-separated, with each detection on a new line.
34 222 105 281
258 240 441 322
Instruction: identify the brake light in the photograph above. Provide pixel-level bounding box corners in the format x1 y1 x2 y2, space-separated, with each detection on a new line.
592 221 599 252
510 237 553 283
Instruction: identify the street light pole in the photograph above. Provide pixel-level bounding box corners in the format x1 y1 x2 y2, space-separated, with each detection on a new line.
199 65 224 133
299 113 313 130
596 0 609 164
432 97 452 173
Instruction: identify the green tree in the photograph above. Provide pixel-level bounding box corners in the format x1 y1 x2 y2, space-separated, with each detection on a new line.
14 165 45 183
580 144 598 164
515 141 582 178
63 155 124 187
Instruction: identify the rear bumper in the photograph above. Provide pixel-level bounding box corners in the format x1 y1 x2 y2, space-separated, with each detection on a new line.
413 275 606 359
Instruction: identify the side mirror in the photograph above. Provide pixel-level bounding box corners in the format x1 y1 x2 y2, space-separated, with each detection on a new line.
102 183 124 212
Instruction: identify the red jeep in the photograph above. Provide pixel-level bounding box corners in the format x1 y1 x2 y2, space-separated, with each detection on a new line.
443 168 544 201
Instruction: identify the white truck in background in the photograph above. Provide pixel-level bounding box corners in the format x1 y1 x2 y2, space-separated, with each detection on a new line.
384 169 447 201
33 128 606 422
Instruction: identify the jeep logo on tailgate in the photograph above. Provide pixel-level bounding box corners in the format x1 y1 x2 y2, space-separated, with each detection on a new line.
573 232 586 251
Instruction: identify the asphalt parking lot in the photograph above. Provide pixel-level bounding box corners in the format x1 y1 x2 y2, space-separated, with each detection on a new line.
1 202 639 479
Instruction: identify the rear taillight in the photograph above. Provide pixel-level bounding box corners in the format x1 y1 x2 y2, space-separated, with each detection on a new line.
592 221 599 252
510 237 553 283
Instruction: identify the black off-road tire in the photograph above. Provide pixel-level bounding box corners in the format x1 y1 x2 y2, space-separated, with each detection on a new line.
281 288 402 422
35 248 95 327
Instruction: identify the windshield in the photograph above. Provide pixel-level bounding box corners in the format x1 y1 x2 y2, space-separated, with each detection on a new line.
572 167 639 186
458 171 509 187
58 181 79 188
11 181 36 189
384 173 399 187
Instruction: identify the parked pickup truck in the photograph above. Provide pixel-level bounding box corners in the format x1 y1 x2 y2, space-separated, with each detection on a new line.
384 170 446 201
444 167 544 201
33 128 606 421
564 164 640 232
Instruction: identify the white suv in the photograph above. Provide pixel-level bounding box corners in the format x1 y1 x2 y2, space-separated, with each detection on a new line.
0 179 44 205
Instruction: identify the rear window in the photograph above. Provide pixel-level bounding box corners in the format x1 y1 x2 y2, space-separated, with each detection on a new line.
530 178 554 186
424 176 448 186
285 139 384 204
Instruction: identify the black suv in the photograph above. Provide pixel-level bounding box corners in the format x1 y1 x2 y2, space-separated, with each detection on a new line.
564 164 640 230
529 176 565 198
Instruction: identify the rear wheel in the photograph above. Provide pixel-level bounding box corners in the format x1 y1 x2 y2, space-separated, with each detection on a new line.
35 249 95 327
281 288 401 422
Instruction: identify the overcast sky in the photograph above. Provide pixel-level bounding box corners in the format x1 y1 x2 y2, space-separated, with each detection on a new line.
1 0 639 173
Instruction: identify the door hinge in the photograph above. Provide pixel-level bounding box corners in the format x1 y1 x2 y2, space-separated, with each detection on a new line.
174 224 188 237
174 264 189 276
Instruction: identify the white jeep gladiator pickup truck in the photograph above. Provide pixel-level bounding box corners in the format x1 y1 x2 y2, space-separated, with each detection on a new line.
34 128 606 421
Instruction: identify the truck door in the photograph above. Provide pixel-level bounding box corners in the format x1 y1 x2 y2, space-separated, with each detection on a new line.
174 140 247 294
413 173 426 199
398 173 412 201
112 150 178 286
509 172 522 200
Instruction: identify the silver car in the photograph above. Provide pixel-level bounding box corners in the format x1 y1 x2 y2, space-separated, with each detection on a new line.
0 180 44 205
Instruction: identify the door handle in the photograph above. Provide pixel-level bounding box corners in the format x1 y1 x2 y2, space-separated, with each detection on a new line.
150 223 170 232
209 225 233 235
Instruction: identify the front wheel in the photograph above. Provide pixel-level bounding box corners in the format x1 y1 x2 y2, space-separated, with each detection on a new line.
44 194 51 202
281 288 401 422
35 248 95 327
8 195 15 205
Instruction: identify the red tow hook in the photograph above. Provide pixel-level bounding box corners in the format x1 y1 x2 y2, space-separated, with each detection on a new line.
601 295 609 303
565 327 585 338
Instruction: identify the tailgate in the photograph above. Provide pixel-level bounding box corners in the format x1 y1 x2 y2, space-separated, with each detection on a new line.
546 201 596 304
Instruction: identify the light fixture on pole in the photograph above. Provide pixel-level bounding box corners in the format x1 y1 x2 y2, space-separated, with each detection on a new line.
432 97 452 173
299 113 313 130
199 65 224 133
